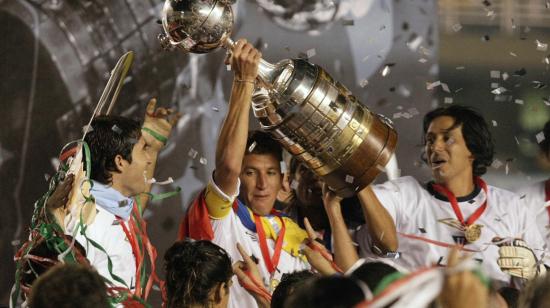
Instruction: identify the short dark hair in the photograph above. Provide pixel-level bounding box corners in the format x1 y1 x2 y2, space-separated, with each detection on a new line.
284 276 365 308
422 105 495 176
349 261 398 291
164 240 233 308
246 130 283 163
271 270 315 308
84 116 141 184
539 120 550 158
28 263 109 308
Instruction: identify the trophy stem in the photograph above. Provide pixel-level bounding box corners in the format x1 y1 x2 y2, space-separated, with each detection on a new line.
223 37 275 87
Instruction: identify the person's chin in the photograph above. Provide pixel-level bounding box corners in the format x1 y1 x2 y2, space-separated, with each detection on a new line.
251 199 274 215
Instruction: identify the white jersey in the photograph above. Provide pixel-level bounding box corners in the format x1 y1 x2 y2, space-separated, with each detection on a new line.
74 206 136 289
206 180 310 308
516 180 550 248
356 176 545 283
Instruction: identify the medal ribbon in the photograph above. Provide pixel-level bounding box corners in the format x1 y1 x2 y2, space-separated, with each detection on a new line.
432 177 488 228
253 214 286 274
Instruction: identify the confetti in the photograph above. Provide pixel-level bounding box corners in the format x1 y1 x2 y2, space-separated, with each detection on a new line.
441 83 450 93
490 70 500 79
426 80 441 90
290 180 299 190
359 79 369 88
345 175 354 183
492 120 497 127
491 159 503 169
111 125 122 134
199 157 207 165
306 48 316 59
532 81 547 89
444 97 453 104
280 161 287 173
536 132 546 144
226 64 231 71
509 52 518 57
514 99 524 105
456 66 465 70
397 85 411 97
188 148 198 159
418 58 428 63
491 87 507 95
381 65 391 77
451 23 462 32
490 82 499 89
248 141 257 153
406 35 423 51
212 106 219 112
536 40 548 52
502 72 509 80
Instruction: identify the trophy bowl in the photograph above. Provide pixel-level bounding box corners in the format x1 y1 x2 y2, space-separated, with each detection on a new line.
160 0 234 53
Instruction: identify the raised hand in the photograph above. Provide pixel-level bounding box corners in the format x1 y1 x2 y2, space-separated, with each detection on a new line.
232 243 271 308
228 39 261 83
142 98 181 151
301 217 341 275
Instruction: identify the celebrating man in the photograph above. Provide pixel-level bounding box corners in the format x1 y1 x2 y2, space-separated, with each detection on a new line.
356 105 545 284
179 39 310 308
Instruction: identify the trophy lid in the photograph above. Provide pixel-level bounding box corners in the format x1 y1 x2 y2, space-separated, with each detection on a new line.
160 0 234 53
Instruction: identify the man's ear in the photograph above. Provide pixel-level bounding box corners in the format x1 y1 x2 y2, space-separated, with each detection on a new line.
213 282 228 304
114 154 127 172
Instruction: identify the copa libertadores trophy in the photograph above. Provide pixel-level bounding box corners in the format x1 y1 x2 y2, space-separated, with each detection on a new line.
158 0 398 197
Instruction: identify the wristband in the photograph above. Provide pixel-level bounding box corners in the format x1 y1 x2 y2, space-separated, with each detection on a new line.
235 78 256 85
141 127 168 144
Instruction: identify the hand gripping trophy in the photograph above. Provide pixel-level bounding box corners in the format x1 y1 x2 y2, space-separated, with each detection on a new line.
158 0 397 197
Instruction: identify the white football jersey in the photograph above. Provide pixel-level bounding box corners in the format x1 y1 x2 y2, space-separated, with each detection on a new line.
516 181 550 250
356 176 545 284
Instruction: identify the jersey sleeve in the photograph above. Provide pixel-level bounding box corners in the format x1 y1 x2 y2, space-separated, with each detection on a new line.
205 175 240 219
370 176 416 228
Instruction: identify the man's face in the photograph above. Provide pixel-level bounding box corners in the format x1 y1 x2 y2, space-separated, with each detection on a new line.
425 116 474 184
240 153 283 216
118 136 152 196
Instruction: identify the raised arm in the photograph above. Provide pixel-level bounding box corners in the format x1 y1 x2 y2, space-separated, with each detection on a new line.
322 185 359 272
214 39 261 196
357 186 398 254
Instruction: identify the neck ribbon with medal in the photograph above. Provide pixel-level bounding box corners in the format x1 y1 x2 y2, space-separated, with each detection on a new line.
432 177 488 243
253 212 286 291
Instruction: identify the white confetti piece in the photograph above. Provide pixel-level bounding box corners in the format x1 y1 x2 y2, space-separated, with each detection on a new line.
490 70 500 79
536 132 546 144
455 66 465 70
492 120 497 127
290 180 299 190
199 157 207 165
441 83 450 93
510 52 517 57
406 35 423 51
490 82 499 89
345 175 354 183
536 40 548 52
444 97 453 104
359 79 369 88
505 163 509 175
491 159 503 169
426 80 441 90
514 99 524 105
491 87 507 95
502 72 509 81
397 85 411 97
248 141 257 153
111 125 122 134
188 148 198 159
280 161 287 173
452 23 462 32
306 48 316 58
382 65 391 77
418 58 428 63
212 106 219 112
226 64 231 71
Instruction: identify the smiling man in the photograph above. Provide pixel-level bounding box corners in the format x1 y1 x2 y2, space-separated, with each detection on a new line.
179 39 309 308
355 105 545 285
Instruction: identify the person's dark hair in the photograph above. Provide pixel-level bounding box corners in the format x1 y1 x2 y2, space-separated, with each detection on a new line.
271 270 315 308
422 105 495 176
28 263 109 308
164 240 233 308
349 261 398 291
539 120 550 158
497 287 519 308
84 116 142 184
246 130 283 163
284 276 365 308
518 274 550 308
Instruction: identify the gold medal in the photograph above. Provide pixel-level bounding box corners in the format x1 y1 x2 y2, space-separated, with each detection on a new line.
464 224 483 243
269 277 280 292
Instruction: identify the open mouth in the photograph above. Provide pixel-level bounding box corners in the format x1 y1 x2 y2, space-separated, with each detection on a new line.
431 158 447 169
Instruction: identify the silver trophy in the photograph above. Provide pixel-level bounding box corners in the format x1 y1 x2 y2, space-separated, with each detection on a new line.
159 0 397 197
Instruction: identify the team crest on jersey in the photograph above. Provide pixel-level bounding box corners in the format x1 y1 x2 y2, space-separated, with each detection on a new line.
438 218 483 243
